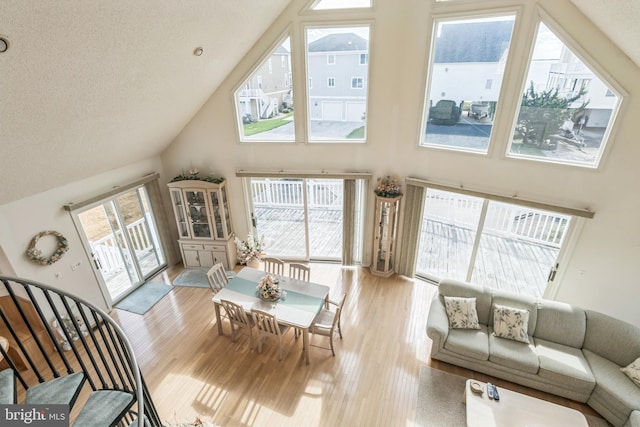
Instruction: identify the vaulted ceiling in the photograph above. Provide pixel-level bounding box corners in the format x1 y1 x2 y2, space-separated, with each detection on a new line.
0 0 637 206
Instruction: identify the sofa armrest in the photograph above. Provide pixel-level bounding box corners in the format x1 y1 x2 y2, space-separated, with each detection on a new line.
427 295 449 350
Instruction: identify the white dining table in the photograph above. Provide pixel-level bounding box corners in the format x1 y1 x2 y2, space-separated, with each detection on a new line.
211 267 330 364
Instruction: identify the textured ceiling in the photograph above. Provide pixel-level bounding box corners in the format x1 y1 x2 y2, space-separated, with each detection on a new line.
0 0 638 206
571 0 640 68
0 0 290 205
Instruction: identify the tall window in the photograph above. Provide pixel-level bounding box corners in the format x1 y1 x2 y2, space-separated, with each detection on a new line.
507 22 620 168
306 26 370 141
328 77 336 88
234 36 293 142
421 15 516 153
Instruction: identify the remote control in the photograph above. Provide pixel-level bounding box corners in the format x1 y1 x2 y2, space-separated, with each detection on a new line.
492 384 500 401
487 382 495 400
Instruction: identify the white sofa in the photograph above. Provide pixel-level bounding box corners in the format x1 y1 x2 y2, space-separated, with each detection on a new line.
427 279 640 427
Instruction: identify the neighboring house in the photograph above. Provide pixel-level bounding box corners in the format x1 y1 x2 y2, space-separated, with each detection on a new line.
307 32 369 122
430 20 615 129
237 45 292 120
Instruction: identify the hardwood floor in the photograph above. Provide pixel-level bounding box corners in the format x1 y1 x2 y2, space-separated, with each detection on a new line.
110 262 604 426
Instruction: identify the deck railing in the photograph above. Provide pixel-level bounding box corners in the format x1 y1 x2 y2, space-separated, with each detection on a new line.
0 275 161 426
90 216 157 279
424 192 570 248
251 178 343 209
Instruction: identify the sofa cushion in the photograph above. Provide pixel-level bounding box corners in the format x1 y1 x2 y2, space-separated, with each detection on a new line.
444 296 481 329
492 304 531 343
488 328 539 374
584 349 640 422
444 325 489 361
439 279 492 325
491 292 538 337
535 338 595 391
626 410 640 427
621 357 640 388
584 310 640 366
534 299 586 348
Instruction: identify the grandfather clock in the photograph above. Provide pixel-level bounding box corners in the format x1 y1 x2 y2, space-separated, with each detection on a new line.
371 194 402 277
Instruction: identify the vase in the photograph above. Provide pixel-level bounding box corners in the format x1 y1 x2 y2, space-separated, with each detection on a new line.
247 258 260 269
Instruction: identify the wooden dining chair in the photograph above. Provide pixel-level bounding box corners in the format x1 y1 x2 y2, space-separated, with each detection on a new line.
206 263 229 294
310 292 347 356
263 257 285 275
251 309 292 361
288 263 310 281
220 299 254 349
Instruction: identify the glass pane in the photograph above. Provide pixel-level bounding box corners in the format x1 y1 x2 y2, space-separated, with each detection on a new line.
221 186 232 236
508 23 620 167
416 189 483 281
185 190 212 238
306 26 369 142
422 15 515 152
170 189 189 238
209 191 223 238
235 37 294 141
471 202 570 298
312 0 371 10
115 189 164 277
252 178 307 258
308 179 343 259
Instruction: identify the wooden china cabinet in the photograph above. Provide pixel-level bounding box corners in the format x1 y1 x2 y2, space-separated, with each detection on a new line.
167 179 237 269
371 194 402 277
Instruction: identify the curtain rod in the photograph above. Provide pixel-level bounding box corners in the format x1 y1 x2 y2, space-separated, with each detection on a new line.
235 169 372 179
64 173 160 212
405 177 594 219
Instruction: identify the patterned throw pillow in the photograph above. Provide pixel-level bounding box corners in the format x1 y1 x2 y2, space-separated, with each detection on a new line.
621 357 640 388
492 304 530 343
444 296 481 329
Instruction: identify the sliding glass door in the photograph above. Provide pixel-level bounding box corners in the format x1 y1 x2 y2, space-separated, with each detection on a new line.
416 188 571 298
249 178 345 261
76 187 165 303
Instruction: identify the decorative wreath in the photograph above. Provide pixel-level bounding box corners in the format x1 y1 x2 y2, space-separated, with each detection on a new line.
27 230 69 266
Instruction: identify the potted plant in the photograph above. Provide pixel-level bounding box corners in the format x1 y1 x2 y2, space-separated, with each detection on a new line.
234 233 266 268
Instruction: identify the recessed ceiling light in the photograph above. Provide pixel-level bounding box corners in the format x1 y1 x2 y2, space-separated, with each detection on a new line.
0 37 9 53
194 47 204 56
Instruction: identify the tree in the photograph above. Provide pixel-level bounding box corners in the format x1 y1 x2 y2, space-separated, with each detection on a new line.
515 81 589 147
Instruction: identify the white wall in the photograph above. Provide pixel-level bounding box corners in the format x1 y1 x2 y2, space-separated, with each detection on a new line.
160 0 640 326
0 157 166 311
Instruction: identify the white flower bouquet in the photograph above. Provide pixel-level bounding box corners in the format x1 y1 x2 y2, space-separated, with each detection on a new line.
257 274 286 301
234 233 266 265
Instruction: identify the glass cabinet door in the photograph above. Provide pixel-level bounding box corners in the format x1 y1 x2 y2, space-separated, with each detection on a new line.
184 189 212 239
170 189 190 238
221 186 232 237
209 190 225 239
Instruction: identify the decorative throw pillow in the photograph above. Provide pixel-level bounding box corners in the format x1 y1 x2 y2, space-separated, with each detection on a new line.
444 296 481 330
492 304 530 343
621 357 640 388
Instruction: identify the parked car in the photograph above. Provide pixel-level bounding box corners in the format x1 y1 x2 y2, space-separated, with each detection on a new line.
468 102 490 119
429 100 461 125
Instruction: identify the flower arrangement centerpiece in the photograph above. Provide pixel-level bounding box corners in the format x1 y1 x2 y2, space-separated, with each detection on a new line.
375 175 402 198
257 274 286 301
234 233 266 265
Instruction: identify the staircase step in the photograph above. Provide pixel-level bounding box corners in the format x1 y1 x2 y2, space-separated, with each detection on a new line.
73 389 134 427
0 368 15 404
25 372 85 407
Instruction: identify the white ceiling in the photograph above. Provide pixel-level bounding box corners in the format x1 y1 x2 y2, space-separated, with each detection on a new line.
0 0 290 205
0 0 638 206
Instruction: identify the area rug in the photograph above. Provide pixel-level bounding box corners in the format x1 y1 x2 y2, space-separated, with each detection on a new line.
115 280 172 315
172 268 210 288
416 366 610 427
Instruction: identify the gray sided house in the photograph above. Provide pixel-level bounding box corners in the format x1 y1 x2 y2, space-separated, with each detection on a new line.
237 45 292 121
307 32 369 122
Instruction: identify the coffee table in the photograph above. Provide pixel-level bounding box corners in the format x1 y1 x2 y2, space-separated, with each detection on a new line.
464 379 588 427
